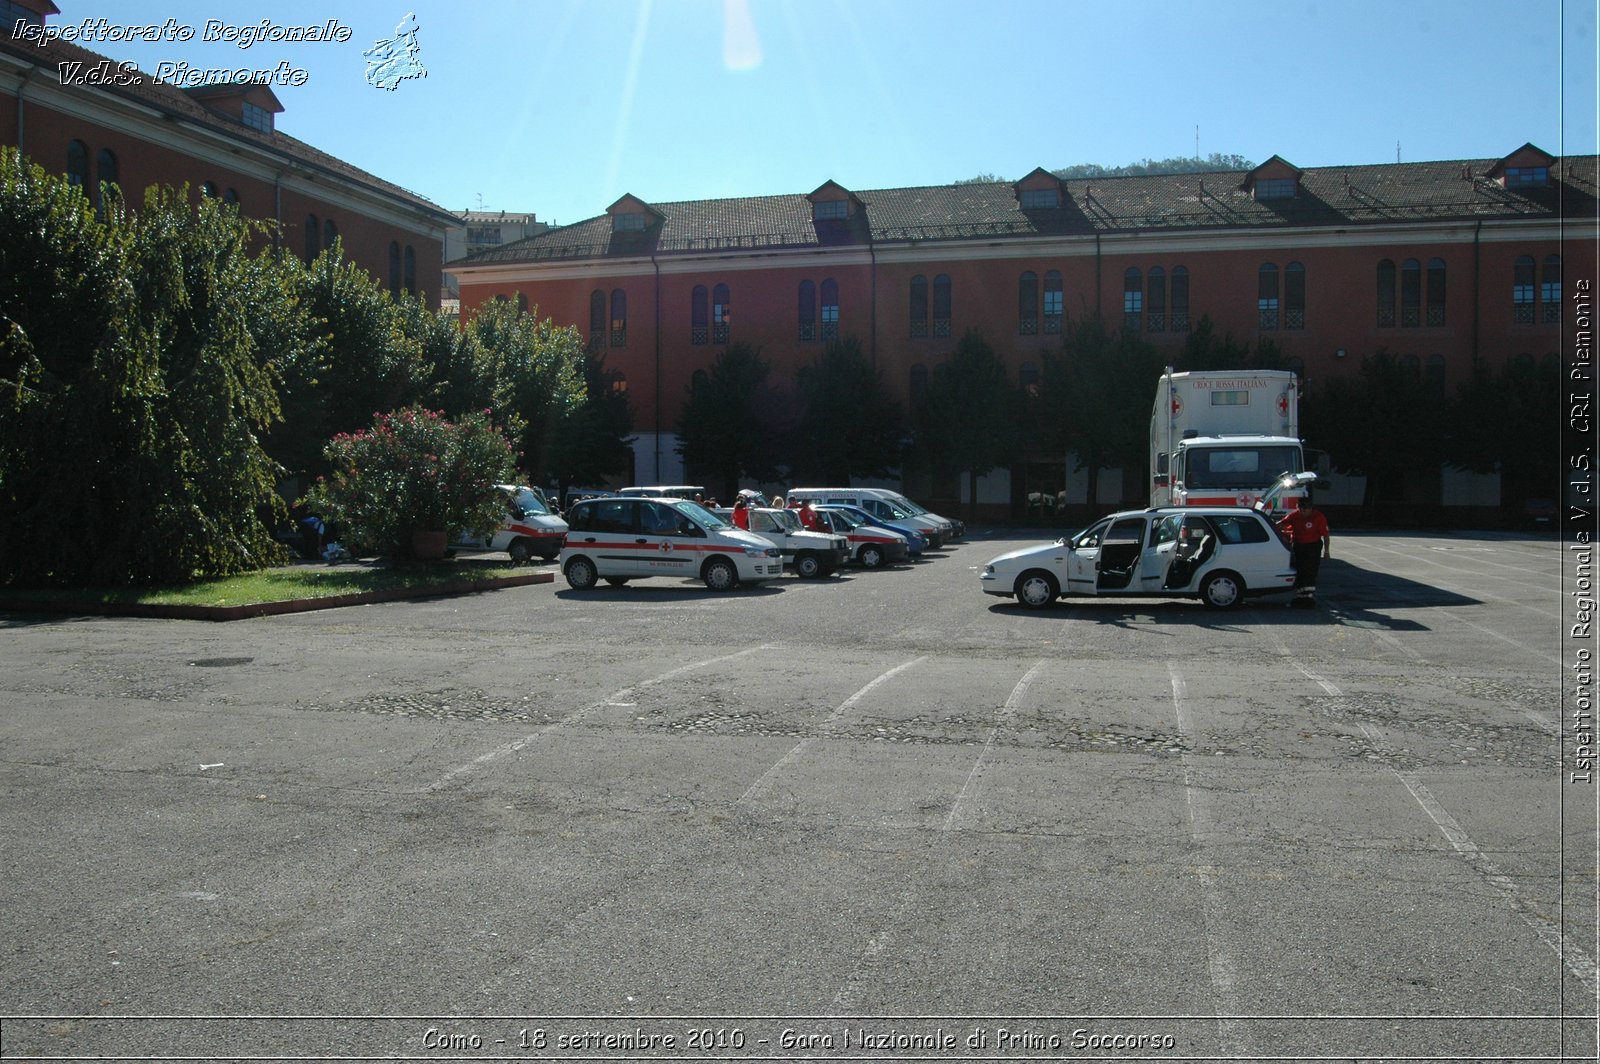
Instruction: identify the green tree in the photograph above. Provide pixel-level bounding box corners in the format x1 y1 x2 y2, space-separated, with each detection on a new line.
460 298 587 479
1175 315 1285 372
268 249 421 479
792 336 906 484
677 343 779 500
914 330 1016 519
0 151 289 585
1038 315 1165 507
543 348 637 493
1302 351 1445 517
1449 354 1561 511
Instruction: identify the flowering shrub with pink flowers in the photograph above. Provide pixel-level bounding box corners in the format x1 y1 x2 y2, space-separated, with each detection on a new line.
304 406 516 561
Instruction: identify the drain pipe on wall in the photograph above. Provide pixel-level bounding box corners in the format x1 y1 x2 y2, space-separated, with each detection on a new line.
14 68 32 152
652 250 662 482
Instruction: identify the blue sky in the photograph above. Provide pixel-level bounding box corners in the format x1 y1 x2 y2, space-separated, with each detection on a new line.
61 0 1600 226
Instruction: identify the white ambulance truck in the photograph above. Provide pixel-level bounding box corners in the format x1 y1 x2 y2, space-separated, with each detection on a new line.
1150 369 1305 513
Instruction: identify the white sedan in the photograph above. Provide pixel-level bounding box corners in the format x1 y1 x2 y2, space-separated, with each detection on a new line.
979 506 1298 610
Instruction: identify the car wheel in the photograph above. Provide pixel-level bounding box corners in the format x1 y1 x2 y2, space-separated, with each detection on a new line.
1200 570 1244 610
794 552 822 579
507 537 533 565
702 557 738 591
604 577 630 587
564 556 597 590
859 545 885 569
1014 570 1059 609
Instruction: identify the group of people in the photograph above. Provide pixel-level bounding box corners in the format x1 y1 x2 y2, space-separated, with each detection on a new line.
726 492 821 531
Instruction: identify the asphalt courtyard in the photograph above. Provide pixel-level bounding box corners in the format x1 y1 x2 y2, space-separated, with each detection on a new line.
0 528 1592 1062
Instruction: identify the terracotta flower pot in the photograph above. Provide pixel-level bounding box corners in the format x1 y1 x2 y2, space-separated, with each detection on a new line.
411 529 448 560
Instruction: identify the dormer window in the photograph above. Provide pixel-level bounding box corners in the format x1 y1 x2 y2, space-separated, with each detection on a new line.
1019 187 1060 209
812 199 848 221
242 101 273 133
613 212 647 232
1505 166 1549 188
1254 178 1297 200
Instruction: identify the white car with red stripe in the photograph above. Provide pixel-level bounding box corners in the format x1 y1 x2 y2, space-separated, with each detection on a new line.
810 507 909 568
559 496 783 591
451 484 567 563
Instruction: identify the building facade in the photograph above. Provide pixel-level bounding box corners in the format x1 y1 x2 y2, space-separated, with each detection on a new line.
0 0 455 305
452 146 1595 521
441 210 548 313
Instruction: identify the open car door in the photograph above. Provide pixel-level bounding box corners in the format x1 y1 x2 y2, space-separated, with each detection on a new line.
1162 514 1218 590
1094 516 1147 592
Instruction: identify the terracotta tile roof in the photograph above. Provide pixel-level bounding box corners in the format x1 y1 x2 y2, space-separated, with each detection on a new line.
459 155 1599 267
1 33 455 223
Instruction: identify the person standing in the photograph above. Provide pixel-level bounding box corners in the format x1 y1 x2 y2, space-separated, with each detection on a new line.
731 496 750 529
1276 496 1331 607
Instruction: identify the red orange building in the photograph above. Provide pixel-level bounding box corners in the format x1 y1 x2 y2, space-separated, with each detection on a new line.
453 144 1596 518
0 0 454 304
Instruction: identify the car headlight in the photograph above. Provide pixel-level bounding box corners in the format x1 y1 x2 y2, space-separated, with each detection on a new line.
743 547 765 557
983 565 995 575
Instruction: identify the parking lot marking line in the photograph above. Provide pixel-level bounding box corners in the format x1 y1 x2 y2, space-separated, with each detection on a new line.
423 643 781 792
1167 662 1255 1058
942 661 1045 832
1276 652 1598 997
737 656 929 805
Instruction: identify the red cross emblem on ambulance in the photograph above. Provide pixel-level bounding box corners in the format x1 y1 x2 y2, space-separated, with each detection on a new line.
1277 394 1290 416
658 540 674 553
1171 397 1182 417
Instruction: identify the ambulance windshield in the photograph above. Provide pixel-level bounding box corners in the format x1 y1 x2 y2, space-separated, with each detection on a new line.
1183 446 1302 490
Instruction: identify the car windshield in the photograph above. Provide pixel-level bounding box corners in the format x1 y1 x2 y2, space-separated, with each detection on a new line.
771 509 803 532
509 488 551 516
674 499 728 529
884 493 928 516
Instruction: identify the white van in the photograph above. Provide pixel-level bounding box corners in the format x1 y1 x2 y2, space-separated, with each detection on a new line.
452 484 568 563
559 496 783 591
785 488 956 548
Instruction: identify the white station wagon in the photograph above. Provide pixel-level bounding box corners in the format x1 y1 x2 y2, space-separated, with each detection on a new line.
980 506 1298 610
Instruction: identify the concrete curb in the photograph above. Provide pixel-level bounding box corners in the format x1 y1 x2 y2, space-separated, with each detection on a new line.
0 570 555 622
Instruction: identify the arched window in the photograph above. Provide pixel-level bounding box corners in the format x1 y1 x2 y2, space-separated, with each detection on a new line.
1426 258 1446 326
1284 262 1305 329
712 283 731 343
1043 270 1063 334
323 218 338 254
1541 255 1562 323
201 181 217 199
820 279 839 340
1257 263 1279 329
932 274 951 337
691 285 709 344
305 214 320 262
1122 267 1143 331
610 371 629 395
589 289 606 349
95 148 118 212
909 275 928 338
388 242 401 296
1147 267 1166 332
516 292 528 316
609 288 627 346
1018 271 1039 335
1376 259 1396 327
1400 258 1421 327
798 280 816 341
1171 266 1190 333
691 369 709 395
403 245 416 295
1512 256 1536 323
1019 361 1040 395
223 187 239 207
909 364 928 405
66 139 88 190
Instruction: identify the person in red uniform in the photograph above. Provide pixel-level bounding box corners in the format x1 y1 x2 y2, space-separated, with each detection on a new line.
1276 495 1331 607
797 499 819 531
731 496 750 529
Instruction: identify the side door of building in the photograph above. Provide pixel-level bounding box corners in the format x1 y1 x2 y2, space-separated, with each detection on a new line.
636 500 702 579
